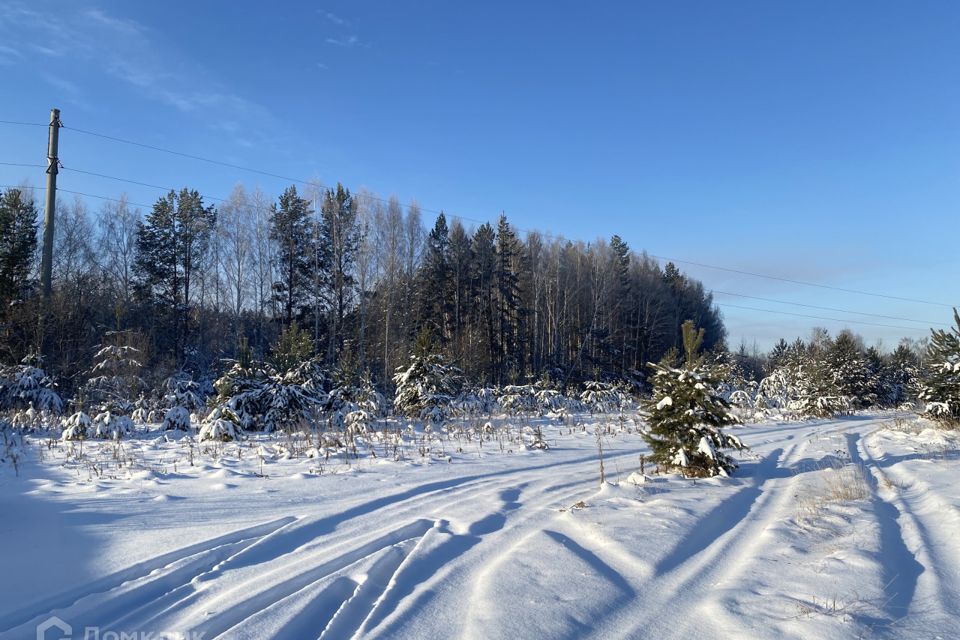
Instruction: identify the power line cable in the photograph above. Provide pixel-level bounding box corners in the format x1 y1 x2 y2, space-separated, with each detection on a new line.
65 125 310 185
712 290 948 327
58 188 154 209
0 120 47 127
60 166 229 203
0 161 46 169
717 303 931 332
649 255 954 308
0 184 154 209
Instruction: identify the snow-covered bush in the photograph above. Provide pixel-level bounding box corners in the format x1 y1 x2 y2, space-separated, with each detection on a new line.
198 406 243 442
499 385 536 416
161 406 191 431
393 349 462 423
580 381 622 414
533 388 565 415
61 411 92 440
344 409 372 436
728 389 753 409
92 411 134 439
213 357 326 433
327 369 384 427
451 388 499 417
450 391 486 417
131 396 150 425
80 333 145 414
757 342 851 420
163 374 207 412
11 406 41 430
0 355 63 414
918 310 960 425
827 331 877 409
262 382 319 432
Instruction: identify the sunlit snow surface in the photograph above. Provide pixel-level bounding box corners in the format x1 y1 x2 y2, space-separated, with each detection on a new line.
1 414 957 639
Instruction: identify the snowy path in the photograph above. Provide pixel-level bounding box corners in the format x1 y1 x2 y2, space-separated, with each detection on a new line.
2 416 958 639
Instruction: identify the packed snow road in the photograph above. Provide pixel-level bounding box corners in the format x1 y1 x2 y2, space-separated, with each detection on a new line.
2 415 958 639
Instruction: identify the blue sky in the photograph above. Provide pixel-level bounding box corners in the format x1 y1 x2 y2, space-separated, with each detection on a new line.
1 1 957 350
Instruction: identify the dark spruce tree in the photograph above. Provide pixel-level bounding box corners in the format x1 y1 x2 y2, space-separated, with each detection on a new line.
269 185 314 328
0 188 38 306
610 234 634 376
134 188 216 365
448 219 474 360
471 222 498 383
887 342 920 406
827 330 874 408
318 183 360 362
418 213 452 344
495 214 524 383
643 320 745 477
919 309 960 425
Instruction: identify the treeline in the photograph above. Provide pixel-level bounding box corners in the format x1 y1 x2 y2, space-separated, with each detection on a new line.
0 183 724 395
743 329 923 416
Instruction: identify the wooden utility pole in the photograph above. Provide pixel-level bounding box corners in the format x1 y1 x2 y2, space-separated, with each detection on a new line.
40 108 61 298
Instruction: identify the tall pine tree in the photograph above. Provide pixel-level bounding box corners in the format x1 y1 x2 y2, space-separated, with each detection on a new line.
318 183 360 362
418 213 452 343
0 188 38 307
134 188 216 364
495 214 524 382
472 223 498 383
269 185 313 328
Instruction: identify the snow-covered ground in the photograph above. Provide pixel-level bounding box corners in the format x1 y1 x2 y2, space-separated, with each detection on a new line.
2 414 958 639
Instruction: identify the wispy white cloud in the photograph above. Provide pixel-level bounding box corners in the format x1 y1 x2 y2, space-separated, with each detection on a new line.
42 73 80 96
83 7 145 36
325 35 360 47
29 43 68 57
0 44 21 65
321 11 348 26
0 2 273 126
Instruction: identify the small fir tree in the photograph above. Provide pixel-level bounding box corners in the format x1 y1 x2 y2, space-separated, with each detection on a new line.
887 342 920 406
80 330 145 414
827 331 875 409
271 322 314 374
919 309 960 424
642 321 745 477
393 327 462 421
0 353 63 414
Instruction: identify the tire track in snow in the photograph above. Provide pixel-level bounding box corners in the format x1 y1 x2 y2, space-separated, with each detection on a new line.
189 451 631 637
582 436 816 639
3 445 640 637
361 478 615 638
855 430 958 635
461 421 856 640
212 521 438 640
215 481 579 639
142 519 438 639
108 444 644 638
845 431 924 625
0 516 296 635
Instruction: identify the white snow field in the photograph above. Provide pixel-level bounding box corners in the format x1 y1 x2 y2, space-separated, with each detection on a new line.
2 415 958 639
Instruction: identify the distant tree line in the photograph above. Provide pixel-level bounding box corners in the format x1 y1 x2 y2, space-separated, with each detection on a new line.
0 183 724 395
